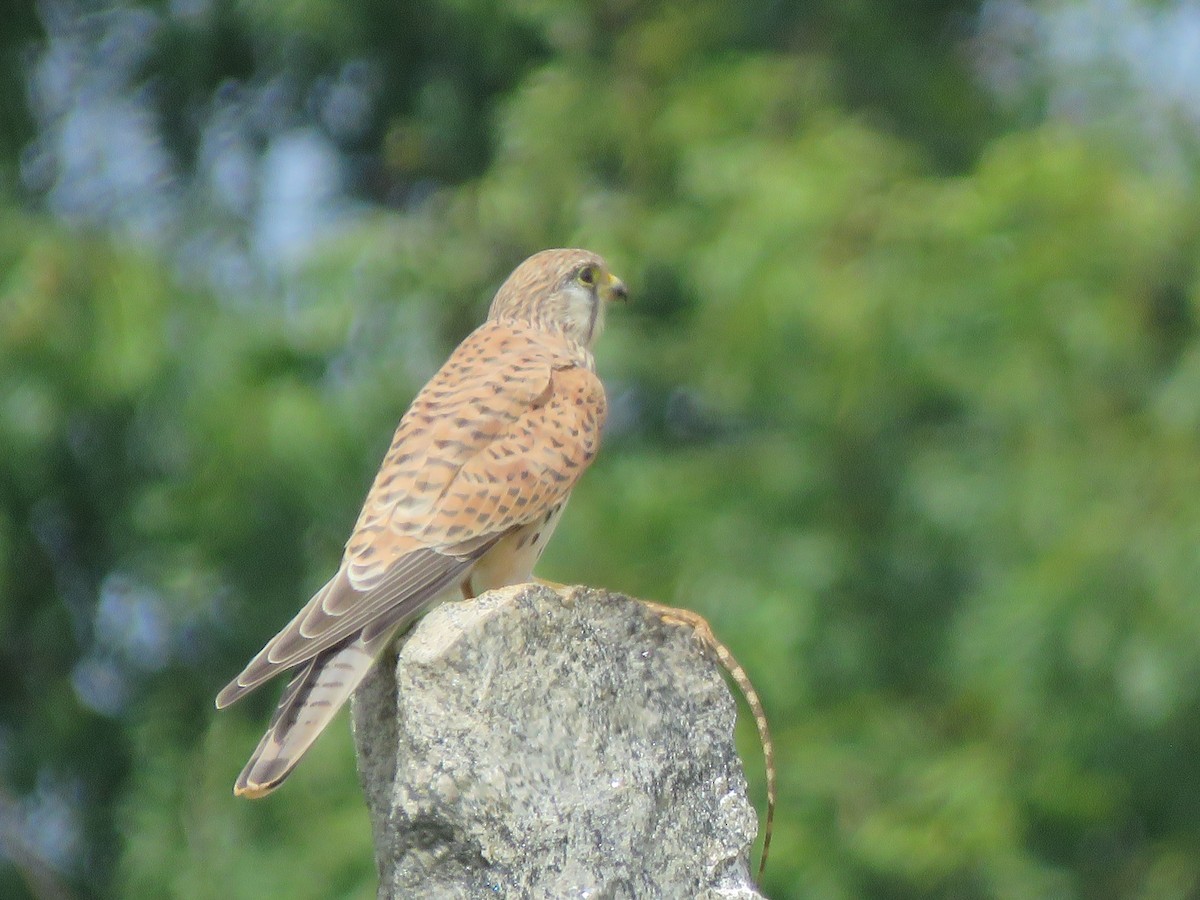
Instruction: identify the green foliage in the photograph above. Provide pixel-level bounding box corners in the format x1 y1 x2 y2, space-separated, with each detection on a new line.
3 0 1200 898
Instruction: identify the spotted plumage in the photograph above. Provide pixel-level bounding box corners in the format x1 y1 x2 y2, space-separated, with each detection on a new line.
216 248 627 797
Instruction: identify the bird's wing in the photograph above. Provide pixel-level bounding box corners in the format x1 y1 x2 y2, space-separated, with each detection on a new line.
215 323 606 708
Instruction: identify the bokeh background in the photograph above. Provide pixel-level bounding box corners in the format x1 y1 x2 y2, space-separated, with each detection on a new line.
2 0 1200 897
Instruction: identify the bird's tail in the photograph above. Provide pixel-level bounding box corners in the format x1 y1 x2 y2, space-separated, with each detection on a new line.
233 629 396 798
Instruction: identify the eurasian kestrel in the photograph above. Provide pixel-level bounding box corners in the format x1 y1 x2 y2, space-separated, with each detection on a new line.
216 248 627 797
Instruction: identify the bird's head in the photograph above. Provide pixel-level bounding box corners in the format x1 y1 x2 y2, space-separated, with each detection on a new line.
488 248 628 348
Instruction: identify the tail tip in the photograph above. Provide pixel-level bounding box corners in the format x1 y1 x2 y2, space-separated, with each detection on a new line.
233 781 275 799
233 753 293 799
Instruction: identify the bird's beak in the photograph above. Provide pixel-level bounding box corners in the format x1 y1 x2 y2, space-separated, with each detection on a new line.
603 272 629 303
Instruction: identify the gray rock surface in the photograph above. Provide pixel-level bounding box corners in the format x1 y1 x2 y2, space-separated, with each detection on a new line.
350 583 764 899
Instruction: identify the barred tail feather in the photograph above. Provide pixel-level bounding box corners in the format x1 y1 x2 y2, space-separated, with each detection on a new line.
233 629 397 798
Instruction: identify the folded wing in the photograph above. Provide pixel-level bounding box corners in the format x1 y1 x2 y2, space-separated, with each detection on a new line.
216 322 606 710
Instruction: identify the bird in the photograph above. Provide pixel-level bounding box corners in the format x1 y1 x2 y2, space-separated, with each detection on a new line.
215 248 628 798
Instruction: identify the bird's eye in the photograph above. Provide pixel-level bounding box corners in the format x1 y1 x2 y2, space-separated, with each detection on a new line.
577 266 597 287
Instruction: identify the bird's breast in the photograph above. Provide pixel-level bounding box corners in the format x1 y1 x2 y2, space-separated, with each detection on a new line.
466 503 567 594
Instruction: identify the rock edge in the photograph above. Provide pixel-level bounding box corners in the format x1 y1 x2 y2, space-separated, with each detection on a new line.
350 583 764 899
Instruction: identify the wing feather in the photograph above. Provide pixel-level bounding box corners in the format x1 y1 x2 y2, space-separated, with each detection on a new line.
216 321 605 709
215 548 480 707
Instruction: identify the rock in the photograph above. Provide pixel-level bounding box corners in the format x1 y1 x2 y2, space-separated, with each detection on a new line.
350 583 764 899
